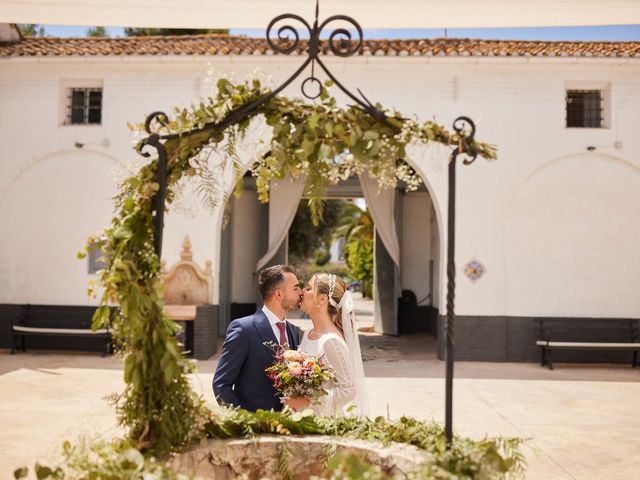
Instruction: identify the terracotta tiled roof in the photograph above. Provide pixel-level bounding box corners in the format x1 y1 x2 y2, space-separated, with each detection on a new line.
1 35 640 59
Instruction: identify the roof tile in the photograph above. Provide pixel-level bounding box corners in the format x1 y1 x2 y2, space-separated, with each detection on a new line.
1 35 638 59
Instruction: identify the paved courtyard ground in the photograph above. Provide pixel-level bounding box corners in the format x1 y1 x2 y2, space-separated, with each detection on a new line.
1 305 639 479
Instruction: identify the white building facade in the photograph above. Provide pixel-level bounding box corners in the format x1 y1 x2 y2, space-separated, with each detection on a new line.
1 31 639 360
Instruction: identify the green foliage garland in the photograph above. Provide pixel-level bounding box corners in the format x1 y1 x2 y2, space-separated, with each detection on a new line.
132 77 496 223
15 439 194 480
87 76 497 456
22 408 524 479
203 407 526 479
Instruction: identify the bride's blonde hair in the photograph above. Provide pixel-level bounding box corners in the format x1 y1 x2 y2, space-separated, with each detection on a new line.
311 273 347 336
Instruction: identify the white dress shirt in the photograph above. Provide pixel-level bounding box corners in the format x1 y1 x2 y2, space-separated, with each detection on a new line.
262 304 290 345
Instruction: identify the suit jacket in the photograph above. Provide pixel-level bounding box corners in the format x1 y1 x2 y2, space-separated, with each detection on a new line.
212 310 300 412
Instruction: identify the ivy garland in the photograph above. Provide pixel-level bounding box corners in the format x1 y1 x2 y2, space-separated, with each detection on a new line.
84 77 497 456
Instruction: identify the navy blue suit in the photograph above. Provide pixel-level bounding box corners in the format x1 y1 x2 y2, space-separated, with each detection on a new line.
213 310 300 411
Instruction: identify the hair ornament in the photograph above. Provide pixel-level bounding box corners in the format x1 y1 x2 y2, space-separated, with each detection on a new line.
327 274 344 309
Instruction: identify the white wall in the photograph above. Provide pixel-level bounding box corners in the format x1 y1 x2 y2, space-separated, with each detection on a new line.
230 190 261 303
1 54 639 319
401 192 433 306
0 59 213 305
505 152 640 317
0 150 117 304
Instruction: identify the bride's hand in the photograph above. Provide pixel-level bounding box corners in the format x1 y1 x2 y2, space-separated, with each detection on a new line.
283 396 310 411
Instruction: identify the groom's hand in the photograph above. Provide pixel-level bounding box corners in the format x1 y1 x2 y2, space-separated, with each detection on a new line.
283 396 310 411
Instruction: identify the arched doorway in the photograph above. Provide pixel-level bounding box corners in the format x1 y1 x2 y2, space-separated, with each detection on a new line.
217 169 443 343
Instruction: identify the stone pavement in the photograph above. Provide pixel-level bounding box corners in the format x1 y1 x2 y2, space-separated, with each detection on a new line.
1 333 639 479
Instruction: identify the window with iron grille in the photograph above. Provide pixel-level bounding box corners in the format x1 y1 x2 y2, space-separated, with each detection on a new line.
67 88 102 125
566 89 603 128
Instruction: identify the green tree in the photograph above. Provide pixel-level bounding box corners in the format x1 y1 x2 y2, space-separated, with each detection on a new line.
288 200 342 266
124 28 229 36
87 26 107 37
18 24 46 37
346 238 374 297
335 207 374 297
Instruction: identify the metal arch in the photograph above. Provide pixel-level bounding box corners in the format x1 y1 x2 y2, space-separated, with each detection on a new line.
137 1 482 451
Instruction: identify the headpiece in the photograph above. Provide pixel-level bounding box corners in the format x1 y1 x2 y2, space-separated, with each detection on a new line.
327 274 344 309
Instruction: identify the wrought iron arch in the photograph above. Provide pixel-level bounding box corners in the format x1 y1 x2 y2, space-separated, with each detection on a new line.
139 0 479 447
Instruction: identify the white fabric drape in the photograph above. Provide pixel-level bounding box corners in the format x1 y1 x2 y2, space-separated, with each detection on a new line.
2 1 639 28
255 175 305 272
359 172 400 267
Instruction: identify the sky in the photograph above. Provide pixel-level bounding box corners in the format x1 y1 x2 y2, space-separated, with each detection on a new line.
41 25 640 41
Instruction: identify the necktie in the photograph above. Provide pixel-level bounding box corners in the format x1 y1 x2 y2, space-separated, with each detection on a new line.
276 321 288 346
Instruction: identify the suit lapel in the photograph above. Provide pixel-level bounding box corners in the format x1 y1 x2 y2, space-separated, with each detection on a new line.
253 309 299 350
286 322 299 350
253 310 278 349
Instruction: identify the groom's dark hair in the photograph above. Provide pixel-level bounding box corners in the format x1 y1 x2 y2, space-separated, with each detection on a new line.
258 265 295 299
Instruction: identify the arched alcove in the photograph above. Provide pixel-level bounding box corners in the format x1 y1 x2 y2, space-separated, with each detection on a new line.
404 152 446 316
505 152 640 317
0 150 118 303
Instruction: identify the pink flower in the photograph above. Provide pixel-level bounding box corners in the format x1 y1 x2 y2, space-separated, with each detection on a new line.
288 361 303 376
283 350 304 363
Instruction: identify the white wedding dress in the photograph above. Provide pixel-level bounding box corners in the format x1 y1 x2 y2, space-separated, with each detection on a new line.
299 330 357 416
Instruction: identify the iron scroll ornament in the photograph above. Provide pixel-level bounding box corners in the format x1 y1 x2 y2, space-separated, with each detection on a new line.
263 0 391 124
451 116 478 165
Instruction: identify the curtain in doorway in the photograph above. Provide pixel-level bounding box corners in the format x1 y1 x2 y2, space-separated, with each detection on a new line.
255 174 305 272
359 172 400 266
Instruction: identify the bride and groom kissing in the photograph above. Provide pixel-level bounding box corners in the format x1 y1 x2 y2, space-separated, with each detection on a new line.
213 264 369 416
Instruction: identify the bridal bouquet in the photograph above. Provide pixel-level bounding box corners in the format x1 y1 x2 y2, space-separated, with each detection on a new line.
264 342 335 403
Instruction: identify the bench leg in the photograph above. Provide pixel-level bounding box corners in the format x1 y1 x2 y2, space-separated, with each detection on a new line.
633 350 638 368
20 335 26 352
11 334 17 354
540 347 547 366
547 350 554 370
102 338 110 357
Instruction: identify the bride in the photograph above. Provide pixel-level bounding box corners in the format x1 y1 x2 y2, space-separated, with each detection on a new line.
284 273 370 416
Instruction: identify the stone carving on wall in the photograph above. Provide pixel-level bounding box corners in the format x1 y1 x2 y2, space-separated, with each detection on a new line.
161 236 213 305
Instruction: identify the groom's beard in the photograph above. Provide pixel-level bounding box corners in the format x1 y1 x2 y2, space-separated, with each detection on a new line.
281 297 300 312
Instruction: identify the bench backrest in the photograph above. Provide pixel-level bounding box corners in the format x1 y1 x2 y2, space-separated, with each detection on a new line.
16 305 100 329
536 318 640 343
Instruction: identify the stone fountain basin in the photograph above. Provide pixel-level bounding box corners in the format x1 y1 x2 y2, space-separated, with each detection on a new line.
170 435 432 479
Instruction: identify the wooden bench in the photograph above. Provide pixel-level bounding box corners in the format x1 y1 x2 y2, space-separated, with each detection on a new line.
536 318 640 370
11 305 112 356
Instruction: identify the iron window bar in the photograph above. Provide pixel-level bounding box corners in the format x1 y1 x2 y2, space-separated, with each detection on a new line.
566 89 603 128
67 87 102 125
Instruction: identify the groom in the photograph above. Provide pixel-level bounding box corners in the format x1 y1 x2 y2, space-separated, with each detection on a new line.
213 264 302 411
